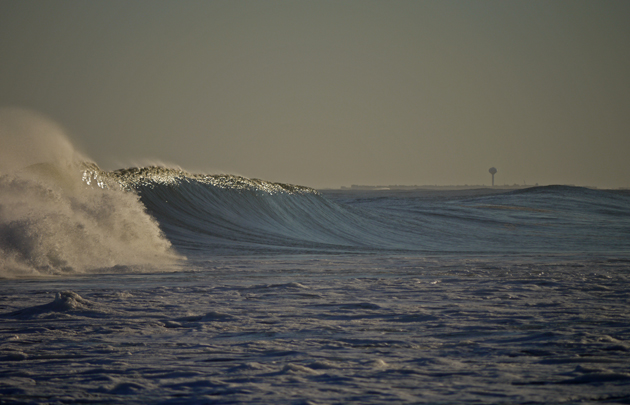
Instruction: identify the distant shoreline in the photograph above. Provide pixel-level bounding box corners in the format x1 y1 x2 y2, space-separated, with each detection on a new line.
321 184 628 191
337 184 531 191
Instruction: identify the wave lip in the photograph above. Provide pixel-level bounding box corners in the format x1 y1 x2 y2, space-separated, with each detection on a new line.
85 164 317 195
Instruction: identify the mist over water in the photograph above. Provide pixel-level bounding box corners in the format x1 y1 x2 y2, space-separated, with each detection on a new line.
0 109 83 173
0 109 179 277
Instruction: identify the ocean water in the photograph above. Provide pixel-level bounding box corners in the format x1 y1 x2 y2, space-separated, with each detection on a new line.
2 163 630 404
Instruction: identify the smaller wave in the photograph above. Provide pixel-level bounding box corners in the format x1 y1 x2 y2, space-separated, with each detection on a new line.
4 291 113 319
506 184 599 196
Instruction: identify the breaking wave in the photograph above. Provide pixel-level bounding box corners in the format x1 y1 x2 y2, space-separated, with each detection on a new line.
2 109 629 277
0 109 179 278
0 163 180 277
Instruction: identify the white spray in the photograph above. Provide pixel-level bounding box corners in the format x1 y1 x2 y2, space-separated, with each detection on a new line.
0 108 181 277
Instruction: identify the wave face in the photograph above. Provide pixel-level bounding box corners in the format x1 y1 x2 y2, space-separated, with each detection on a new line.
87 166 397 255
86 166 630 257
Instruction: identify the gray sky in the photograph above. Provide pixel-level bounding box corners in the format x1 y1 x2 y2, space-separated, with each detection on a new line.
1 0 629 188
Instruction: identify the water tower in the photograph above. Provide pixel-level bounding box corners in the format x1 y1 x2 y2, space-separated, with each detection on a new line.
489 167 497 186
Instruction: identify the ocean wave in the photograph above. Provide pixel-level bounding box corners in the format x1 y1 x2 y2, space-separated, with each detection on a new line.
83 164 630 257
4 159 629 277
3 108 629 278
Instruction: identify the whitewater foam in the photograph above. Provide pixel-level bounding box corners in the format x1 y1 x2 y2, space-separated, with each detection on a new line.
0 110 180 278
0 164 180 277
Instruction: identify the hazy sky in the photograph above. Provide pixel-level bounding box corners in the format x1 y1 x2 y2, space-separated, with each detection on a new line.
1 0 629 188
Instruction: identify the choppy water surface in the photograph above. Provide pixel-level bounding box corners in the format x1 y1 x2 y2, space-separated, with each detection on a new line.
1 165 630 403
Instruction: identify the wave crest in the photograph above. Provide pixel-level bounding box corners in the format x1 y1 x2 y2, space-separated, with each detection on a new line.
82 164 317 195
